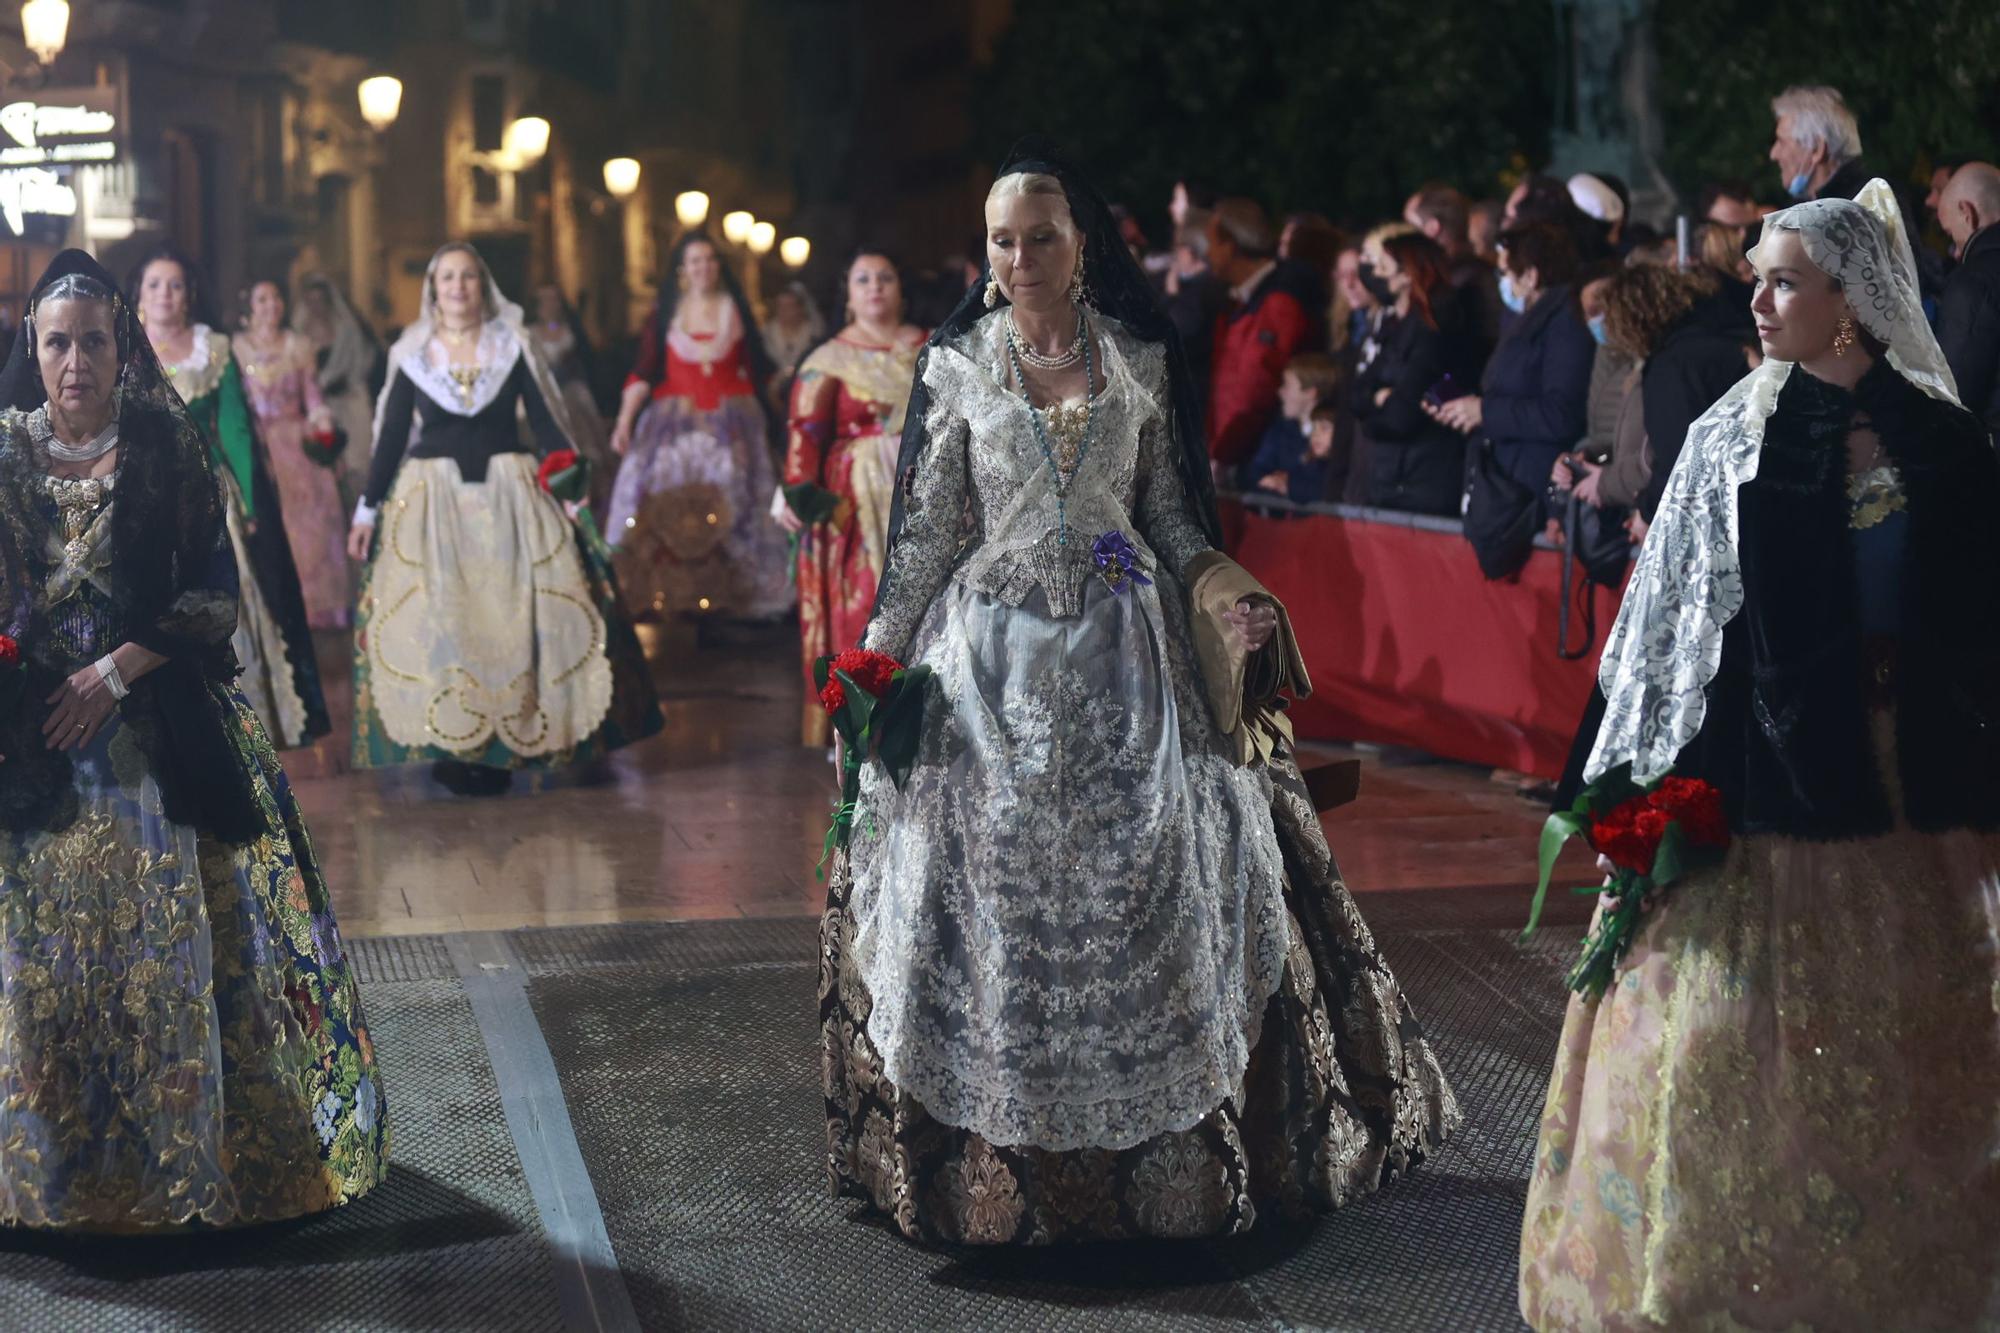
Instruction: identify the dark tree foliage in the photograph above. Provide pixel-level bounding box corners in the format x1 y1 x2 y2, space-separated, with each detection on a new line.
1655 0 2000 203
975 0 1556 234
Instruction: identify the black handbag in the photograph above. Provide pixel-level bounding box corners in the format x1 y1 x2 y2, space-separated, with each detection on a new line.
1462 438 1539 581
1556 490 1633 659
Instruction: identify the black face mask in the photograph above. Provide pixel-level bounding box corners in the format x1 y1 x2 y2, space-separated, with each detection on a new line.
1358 265 1395 305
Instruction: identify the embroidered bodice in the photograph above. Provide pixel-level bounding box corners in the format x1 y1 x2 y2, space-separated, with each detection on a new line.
158 326 231 406
863 312 1210 658
232 331 324 423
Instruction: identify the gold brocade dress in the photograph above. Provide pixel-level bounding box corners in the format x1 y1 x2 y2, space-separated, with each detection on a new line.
1518 465 2000 1331
0 453 387 1230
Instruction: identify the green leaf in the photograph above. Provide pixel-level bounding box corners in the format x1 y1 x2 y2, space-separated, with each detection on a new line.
833 670 877 733
1523 809 1589 939
783 481 841 526
1651 821 1690 887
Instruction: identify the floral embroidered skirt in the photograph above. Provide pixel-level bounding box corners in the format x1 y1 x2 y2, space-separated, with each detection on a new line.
1519 826 2000 1330
606 395 793 620
0 687 388 1230
821 756 1460 1245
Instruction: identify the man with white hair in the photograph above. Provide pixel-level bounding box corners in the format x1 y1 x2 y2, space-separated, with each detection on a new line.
1937 161 2000 439
1769 83 1941 296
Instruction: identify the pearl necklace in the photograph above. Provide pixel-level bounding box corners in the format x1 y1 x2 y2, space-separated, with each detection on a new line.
1005 315 1097 547
30 405 118 463
1006 307 1086 370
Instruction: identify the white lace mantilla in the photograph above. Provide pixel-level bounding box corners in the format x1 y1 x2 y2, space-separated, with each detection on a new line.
849 309 1288 1152
396 322 523 419
1587 179 1963 784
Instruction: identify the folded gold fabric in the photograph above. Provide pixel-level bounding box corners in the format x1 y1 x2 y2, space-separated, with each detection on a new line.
1184 550 1311 767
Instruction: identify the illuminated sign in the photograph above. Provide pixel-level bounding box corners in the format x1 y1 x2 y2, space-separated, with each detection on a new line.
0 88 120 238
0 88 121 169
0 166 76 235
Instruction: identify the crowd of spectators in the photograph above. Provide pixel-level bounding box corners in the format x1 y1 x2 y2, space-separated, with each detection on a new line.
1131 81 1999 588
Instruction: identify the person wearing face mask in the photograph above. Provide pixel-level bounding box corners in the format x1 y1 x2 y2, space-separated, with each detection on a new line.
1935 161 2000 440
1769 84 1942 302
347 242 661 797
1349 232 1470 515
129 247 328 750
607 232 792 622
775 250 926 747
1521 179 2000 1333
1549 262 1633 504
1428 222 1596 525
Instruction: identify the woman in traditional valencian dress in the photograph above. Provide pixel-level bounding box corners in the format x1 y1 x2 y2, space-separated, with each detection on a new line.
763 279 826 409
291 271 385 516
345 242 660 798
0 251 387 1230
777 251 924 746
1519 183 2000 1330
234 280 350 629
607 233 791 620
130 249 329 750
821 142 1457 1245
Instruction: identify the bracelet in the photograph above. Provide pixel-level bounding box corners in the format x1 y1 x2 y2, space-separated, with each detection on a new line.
94 654 129 701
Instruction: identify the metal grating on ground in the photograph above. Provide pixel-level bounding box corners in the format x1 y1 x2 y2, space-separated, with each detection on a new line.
520 907 1581 1332
0 939 561 1333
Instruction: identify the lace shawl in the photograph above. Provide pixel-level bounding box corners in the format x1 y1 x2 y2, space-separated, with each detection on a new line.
862 312 1210 657
1587 180 1963 783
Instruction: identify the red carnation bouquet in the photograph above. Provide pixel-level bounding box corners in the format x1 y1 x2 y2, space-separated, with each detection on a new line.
302 424 347 468
1523 767 1730 997
814 647 931 875
536 449 609 557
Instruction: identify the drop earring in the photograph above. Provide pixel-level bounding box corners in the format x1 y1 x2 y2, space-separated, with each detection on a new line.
983 276 1000 309
1832 314 1856 357
1068 253 1086 305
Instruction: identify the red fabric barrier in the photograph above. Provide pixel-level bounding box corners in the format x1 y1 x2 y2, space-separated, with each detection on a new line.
1224 503 1619 780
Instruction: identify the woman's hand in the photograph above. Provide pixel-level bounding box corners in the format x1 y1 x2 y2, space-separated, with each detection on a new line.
43 664 119 752
346 520 375 563
1373 386 1393 407
1573 463 1605 508
771 486 805 534
1256 471 1289 495
1549 455 1576 492
610 416 634 457
1425 394 1483 434
1224 599 1278 653
1624 511 1649 545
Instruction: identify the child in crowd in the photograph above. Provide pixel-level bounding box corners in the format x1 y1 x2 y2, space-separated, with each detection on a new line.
1244 352 1342 503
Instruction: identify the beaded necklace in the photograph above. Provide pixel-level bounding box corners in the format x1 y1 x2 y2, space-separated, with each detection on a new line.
1005 312 1096 547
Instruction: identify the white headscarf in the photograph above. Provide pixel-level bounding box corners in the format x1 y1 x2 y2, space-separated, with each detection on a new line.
371 243 582 456
1586 179 1962 784
290 272 379 393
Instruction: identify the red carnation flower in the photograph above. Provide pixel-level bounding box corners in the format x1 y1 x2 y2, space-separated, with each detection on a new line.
1590 797 1671 875
818 648 905 715
0 635 17 668
1647 776 1730 848
537 449 580 492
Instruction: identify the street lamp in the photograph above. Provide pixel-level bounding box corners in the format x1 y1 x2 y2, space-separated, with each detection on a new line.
720 210 754 246
779 236 810 269
602 157 641 199
747 221 776 256
502 116 550 169
674 191 710 229
20 0 68 65
357 76 403 133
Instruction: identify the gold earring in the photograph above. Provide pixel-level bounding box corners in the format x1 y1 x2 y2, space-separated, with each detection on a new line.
1832 314 1856 357
1069 254 1085 304
983 276 1000 309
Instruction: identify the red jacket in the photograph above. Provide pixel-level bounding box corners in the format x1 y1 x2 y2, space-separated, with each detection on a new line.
1207 266 1319 465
